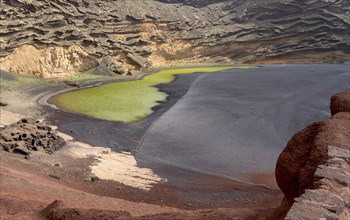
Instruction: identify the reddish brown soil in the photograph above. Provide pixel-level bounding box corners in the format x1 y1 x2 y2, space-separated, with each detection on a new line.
0 146 282 220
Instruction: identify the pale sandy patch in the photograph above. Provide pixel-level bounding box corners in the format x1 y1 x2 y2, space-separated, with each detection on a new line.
0 108 25 127
66 142 165 190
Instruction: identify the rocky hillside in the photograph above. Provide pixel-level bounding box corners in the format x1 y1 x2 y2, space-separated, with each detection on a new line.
0 0 349 77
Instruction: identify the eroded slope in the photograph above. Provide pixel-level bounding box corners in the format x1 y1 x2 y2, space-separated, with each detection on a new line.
0 0 349 77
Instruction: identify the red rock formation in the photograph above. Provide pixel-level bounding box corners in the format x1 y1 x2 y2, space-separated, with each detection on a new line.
276 113 350 202
286 146 350 219
330 89 350 116
272 90 350 219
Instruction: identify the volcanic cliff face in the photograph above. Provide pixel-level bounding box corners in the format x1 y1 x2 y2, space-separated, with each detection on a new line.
0 0 349 77
272 90 350 219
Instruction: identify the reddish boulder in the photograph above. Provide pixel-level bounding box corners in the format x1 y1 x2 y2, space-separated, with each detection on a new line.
330 89 350 115
275 112 350 203
271 111 350 220
270 90 350 219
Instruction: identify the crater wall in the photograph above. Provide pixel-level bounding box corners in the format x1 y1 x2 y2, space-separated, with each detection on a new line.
1 0 349 77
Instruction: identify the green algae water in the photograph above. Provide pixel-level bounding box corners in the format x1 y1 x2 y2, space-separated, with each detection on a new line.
49 66 254 123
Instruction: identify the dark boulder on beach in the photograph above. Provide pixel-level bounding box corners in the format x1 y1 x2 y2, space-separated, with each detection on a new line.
0 118 66 155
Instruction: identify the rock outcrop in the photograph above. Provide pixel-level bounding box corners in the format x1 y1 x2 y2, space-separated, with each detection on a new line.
330 89 350 116
286 146 350 219
0 0 349 77
0 118 66 155
0 45 98 78
272 89 350 219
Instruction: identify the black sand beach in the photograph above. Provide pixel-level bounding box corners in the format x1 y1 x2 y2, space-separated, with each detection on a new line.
45 64 349 187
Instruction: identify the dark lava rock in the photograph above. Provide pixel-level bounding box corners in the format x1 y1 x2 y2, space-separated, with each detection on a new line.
0 100 8 107
49 174 61 180
0 118 66 156
127 53 151 68
0 69 16 80
63 80 81 88
91 177 99 182
95 56 124 75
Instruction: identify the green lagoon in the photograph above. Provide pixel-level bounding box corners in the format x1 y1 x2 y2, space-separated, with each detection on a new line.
49 66 254 123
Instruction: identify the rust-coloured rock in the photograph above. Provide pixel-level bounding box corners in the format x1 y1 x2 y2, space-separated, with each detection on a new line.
275 112 350 203
285 146 350 220
41 200 132 220
275 122 324 202
273 89 350 220
330 89 350 116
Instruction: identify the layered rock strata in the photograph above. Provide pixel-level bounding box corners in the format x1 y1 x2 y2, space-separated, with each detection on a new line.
0 45 98 77
272 89 350 219
1 0 349 77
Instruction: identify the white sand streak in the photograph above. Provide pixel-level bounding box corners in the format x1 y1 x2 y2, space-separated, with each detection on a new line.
67 142 165 191
0 109 25 127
